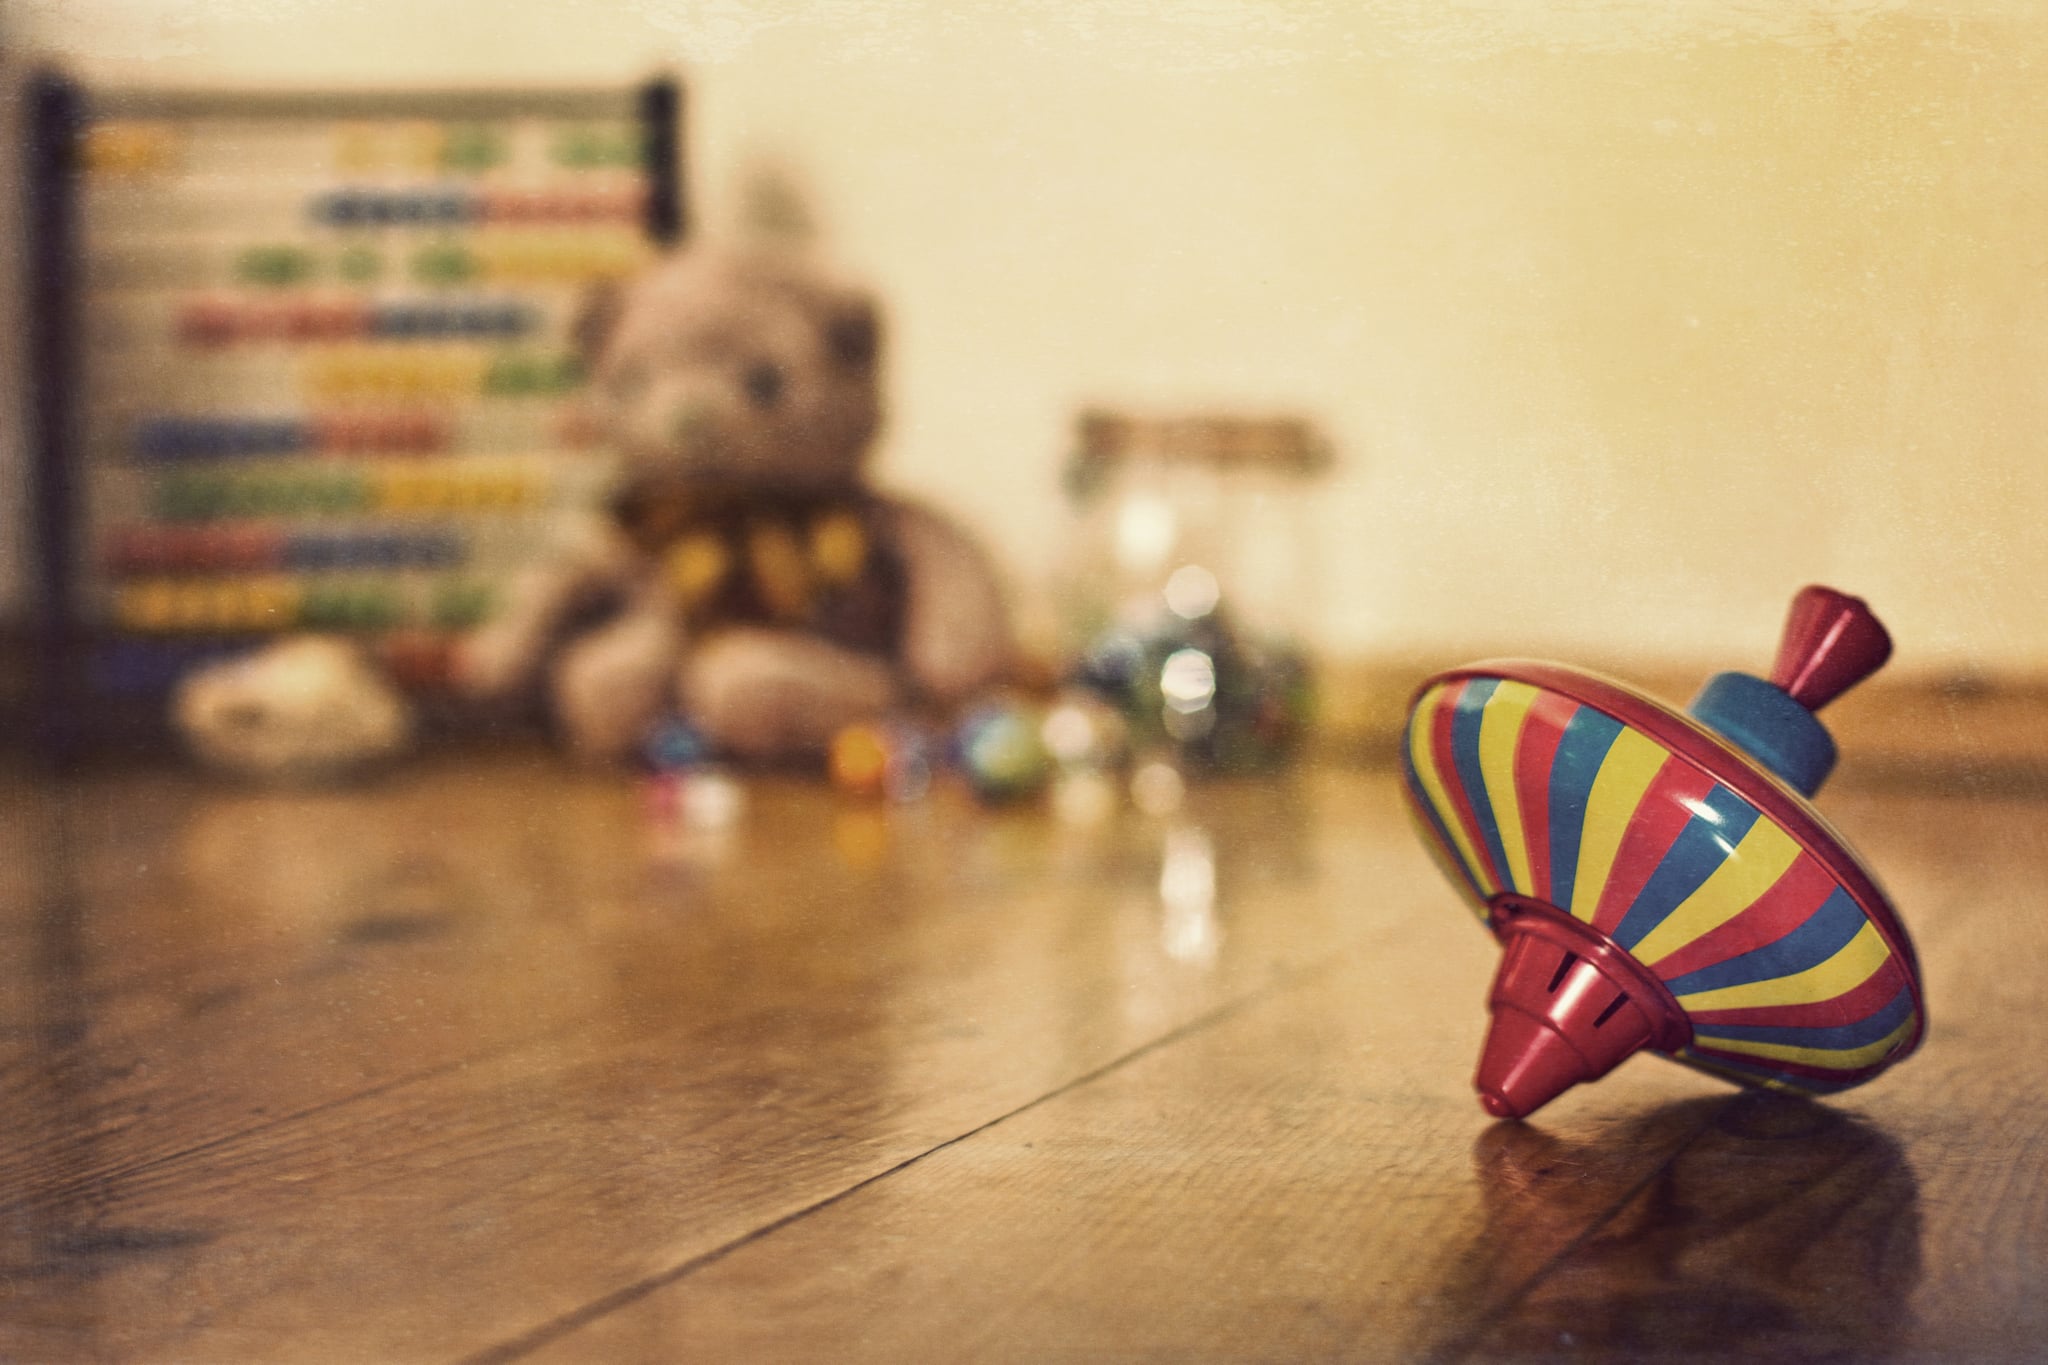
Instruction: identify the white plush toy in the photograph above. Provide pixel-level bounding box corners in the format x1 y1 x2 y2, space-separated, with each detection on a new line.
174 636 412 782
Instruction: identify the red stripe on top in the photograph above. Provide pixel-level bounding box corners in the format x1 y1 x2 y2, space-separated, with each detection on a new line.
1684 959 1908 1031
1644 853 1839 981
1513 690 1577 906
1588 758 1718 937
1431 680 1504 894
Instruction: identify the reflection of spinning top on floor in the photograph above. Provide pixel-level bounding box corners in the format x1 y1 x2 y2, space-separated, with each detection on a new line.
1401 587 1926 1119
1443 1094 1920 1360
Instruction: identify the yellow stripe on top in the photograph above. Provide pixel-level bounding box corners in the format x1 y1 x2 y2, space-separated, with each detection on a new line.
1674 920 1892 1013
1476 680 1540 898
1692 1011 1916 1072
1630 817 1803 969
1567 726 1668 921
1408 684 1496 898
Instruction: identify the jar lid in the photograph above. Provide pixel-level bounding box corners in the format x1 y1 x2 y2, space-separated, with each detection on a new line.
1073 409 1333 475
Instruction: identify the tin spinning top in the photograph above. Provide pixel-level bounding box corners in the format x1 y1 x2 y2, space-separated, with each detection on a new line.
1401 587 1925 1119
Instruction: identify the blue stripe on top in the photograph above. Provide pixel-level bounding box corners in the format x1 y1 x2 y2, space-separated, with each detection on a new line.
1545 706 1624 914
1660 885 1870 997
1690 984 1915 1052
1450 679 1512 889
1609 784 1761 952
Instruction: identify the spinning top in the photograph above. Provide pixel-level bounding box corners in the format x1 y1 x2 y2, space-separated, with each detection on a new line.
1401 587 1925 1119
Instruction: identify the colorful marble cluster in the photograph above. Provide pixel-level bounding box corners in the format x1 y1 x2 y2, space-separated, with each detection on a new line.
631 683 1162 825
1070 610 1312 776
1400 586 1926 1120
823 691 1159 818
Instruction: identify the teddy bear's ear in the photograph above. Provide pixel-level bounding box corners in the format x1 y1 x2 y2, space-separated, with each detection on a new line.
825 294 881 372
571 279 628 369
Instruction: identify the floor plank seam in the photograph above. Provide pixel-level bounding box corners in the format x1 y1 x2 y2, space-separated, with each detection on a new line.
453 951 1353 1365
10 788 608 1218
2 1018 595 1220
22 789 91 1266
1415 1095 1740 1365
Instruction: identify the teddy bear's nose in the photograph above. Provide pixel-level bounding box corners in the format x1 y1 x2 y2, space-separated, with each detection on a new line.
668 401 715 451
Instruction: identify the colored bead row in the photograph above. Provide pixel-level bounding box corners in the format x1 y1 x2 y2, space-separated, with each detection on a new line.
465 237 649 283
105 524 467 574
135 413 453 460
80 122 181 175
178 298 533 347
227 236 645 290
105 524 284 573
300 349 487 400
138 418 311 461
313 412 451 454
283 530 466 571
111 577 493 634
84 118 644 183
411 237 649 284
152 467 542 521
329 120 636 174
551 128 645 168
300 348 583 400
309 186 646 230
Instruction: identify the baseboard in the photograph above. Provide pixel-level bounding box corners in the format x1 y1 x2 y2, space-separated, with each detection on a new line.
9 622 2047 789
1312 653 2048 792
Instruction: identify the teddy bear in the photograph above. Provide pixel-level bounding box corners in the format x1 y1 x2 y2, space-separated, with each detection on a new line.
457 247 1012 763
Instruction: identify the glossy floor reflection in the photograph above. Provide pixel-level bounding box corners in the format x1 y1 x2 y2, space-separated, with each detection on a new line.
0 752 2041 1362
1440 1095 1919 1362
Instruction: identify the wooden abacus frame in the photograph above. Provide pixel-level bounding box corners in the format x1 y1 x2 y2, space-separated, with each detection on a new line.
24 70 685 764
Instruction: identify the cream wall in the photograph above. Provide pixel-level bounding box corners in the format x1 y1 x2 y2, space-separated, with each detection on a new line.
7 0 2046 676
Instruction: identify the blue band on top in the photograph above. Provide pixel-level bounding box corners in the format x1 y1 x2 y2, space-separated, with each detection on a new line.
1687 671 1836 798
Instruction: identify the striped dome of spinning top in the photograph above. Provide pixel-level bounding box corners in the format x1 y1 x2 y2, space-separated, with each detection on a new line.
1400 588 1926 1119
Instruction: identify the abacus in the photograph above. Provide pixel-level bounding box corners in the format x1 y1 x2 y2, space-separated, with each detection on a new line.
24 71 684 756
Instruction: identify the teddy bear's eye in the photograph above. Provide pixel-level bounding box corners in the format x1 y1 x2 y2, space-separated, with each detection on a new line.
742 361 785 409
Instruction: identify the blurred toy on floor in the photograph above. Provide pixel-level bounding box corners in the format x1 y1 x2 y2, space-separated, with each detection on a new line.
953 700 1053 803
457 245 1012 763
813 688 1173 823
828 717 937 802
174 634 412 783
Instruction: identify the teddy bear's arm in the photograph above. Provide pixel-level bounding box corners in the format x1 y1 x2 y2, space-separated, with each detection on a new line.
549 584 686 762
885 499 1013 702
455 520 643 700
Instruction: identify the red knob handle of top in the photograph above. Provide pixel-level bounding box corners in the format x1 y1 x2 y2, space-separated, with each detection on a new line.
1769 585 1893 713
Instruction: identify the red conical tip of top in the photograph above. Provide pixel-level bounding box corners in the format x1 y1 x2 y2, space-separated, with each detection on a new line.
1475 907 1690 1120
1769 585 1893 713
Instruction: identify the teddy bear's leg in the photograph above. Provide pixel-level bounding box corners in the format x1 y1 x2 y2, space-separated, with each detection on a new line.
549 594 685 763
886 500 1013 702
681 628 899 762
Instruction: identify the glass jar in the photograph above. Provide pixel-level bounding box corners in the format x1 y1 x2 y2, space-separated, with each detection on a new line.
1057 410 1332 774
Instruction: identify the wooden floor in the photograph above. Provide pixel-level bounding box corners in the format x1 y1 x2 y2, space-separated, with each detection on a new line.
1 744 2042 1362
